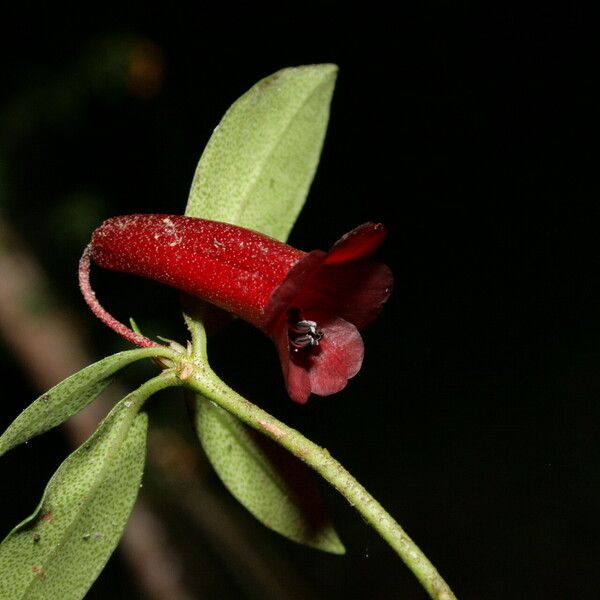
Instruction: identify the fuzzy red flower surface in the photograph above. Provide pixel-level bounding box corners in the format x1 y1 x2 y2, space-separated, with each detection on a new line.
80 215 393 403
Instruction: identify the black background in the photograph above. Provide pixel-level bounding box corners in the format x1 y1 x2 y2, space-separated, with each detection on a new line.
0 6 596 599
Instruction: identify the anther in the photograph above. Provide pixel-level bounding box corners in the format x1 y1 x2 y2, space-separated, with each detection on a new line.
289 319 324 351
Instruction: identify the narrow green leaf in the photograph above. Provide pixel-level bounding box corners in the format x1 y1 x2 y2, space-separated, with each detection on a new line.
0 347 168 457
0 375 172 600
185 64 337 242
193 395 345 554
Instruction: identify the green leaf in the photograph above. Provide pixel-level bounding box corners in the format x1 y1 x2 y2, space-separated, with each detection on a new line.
185 64 337 242
184 65 342 553
0 347 169 457
193 395 345 554
0 375 172 600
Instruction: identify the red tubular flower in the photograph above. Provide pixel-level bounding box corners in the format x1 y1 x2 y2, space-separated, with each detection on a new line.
79 215 393 403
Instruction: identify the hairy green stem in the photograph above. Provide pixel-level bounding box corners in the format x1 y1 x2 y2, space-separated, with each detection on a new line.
133 370 181 410
175 325 456 600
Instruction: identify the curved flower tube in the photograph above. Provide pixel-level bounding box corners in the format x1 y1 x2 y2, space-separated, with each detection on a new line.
79 215 393 403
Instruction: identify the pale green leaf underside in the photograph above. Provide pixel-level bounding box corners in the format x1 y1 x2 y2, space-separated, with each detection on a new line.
0 386 151 600
0 347 166 457
194 396 344 554
185 63 337 242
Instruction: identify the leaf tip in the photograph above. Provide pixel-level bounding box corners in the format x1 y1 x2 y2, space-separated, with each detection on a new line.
294 62 338 82
323 533 346 555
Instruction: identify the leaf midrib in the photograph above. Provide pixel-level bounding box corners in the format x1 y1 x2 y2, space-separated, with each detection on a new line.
230 74 332 235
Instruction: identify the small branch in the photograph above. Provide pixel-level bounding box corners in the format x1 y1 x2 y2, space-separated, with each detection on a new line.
182 359 457 600
120 503 194 600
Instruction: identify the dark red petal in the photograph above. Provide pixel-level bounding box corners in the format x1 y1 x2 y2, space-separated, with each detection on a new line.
299 261 393 330
273 317 364 404
263 224 392 334
324 222 387 265
306 318 364 395
261 250 326 333
272 325 300 398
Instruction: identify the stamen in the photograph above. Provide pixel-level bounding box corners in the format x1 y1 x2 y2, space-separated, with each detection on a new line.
288 316 323 351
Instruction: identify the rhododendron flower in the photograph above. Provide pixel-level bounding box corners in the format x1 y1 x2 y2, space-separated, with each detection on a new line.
79 215 392 403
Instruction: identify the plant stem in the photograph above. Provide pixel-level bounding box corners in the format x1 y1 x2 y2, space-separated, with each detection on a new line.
179 356 456 600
